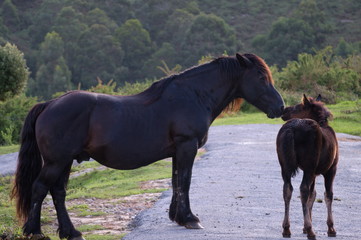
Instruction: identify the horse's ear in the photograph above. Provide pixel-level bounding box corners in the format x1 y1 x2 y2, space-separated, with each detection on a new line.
303 94 311 106
236 53 252 68
316 94 322 102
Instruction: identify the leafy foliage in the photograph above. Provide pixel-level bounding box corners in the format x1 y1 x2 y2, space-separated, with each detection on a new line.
274 47 361 104
0 95 37 145
0 42 29 101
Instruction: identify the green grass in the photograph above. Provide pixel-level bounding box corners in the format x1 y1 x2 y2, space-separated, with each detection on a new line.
0 145 19 155
327 100 361 136
67 160 172 199
213 112 283 126
213 100 361 136
0 159 172 239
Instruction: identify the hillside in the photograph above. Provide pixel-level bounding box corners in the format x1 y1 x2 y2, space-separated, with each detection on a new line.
0 0 360 99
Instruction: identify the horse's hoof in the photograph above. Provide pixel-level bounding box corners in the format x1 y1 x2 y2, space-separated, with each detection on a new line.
185 221 204 229
31 234 47 240
328 231 336 237
69 236 86 240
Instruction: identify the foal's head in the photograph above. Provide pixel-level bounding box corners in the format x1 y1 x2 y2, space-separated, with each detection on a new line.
281 94 333 126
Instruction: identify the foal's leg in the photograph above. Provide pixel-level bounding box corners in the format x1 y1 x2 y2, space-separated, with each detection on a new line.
304 180 316 233
169 158 178 221
173 138 202 229
300 172 316 240
323 166 337 237
281 171 293 238
50 162 84 240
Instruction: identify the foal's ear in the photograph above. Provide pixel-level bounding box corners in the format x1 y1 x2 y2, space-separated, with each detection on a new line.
303 94 311 106
236 53 252 68
316 94 322 102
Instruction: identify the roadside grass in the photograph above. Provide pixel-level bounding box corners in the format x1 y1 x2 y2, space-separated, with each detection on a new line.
0 160 172 239
213 100 361 136
0 145 19 155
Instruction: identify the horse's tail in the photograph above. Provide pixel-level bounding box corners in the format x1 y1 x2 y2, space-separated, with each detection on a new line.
11 101 50 222
277 128 298 179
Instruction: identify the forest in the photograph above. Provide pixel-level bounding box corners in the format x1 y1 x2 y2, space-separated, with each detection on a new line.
0 0 361 145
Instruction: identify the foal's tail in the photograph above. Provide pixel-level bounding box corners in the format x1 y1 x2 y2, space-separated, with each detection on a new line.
11 101 50 222
277 128 298 179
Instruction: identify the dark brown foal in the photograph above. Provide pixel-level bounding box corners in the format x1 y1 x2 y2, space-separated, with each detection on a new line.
276 94 338 240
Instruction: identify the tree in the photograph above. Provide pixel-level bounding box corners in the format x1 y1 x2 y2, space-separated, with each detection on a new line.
0 42 29 101
115 18 153 78
1 0 20 30
181 13 239 65
252 0 331 67
75 24 125 87
30 32 72 99
252 17 316 66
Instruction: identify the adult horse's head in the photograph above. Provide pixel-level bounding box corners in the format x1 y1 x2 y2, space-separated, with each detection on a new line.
235 53 284 118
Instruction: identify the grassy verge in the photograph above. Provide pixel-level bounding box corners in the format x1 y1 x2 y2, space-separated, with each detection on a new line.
213 100 361 136
0 145 19 155
0 160 172 240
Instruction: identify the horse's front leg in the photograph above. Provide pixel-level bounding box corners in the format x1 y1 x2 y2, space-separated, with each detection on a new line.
169 158 178 222
172 137 203 229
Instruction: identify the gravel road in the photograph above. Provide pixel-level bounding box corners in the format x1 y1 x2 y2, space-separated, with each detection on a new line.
1 124 360 240
123 124 361 240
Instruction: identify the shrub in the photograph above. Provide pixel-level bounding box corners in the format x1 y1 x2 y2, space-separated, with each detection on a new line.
0 95 38 145
0 42 30 101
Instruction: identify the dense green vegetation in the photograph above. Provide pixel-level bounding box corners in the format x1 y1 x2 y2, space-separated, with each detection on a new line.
0 0 360 99
0 0 360 146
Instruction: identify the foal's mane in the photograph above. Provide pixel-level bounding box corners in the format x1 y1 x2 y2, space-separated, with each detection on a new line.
305 97 333 125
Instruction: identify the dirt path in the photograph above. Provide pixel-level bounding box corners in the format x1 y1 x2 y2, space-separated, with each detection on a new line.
123 124 361 240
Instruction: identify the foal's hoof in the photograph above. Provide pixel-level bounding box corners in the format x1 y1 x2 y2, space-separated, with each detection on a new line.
185 221 204 229
69 236 86 240
307 234 316 240
282 233 291 238
328 231 336 237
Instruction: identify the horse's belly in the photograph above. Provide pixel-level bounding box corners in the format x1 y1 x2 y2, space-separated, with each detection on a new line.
89 142 173 170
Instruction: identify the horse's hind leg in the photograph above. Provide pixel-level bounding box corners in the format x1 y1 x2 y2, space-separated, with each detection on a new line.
323 166 337 237
281 171 293 238
50 162 84 240
300 172 316 240
23 179 49 237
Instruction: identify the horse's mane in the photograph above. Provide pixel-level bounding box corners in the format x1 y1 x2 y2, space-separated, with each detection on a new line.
136 54 272 107
137 56 241 104
243 53 274 84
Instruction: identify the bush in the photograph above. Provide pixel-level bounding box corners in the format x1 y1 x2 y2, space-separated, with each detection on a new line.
0 42 29 101
0 95 38 145
275 47 361 103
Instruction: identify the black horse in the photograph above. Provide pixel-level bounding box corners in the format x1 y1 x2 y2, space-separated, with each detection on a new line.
277 95 338 240
12 53 284 240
